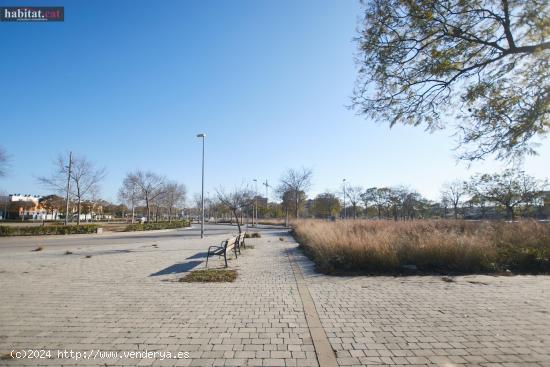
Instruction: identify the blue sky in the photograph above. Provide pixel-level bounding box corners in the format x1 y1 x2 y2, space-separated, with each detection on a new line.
0 0 548 203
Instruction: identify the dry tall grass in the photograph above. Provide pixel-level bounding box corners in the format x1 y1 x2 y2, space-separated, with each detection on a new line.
292 220 550 274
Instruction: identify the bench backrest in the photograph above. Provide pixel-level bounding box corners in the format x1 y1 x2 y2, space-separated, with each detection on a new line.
235 232 244 244
225 236 237 252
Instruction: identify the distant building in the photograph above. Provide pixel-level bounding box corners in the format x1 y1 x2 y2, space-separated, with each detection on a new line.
0 194 60 220
0 194 113 221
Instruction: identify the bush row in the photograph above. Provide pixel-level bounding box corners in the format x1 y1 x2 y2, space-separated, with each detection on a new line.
245 232 261 238
124 220 190 232
0 224 99 236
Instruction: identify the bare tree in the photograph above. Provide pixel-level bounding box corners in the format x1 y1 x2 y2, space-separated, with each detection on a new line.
119 173 141 223
38 154 71 223
130 171 166 221
162 182 187 222
441 181 467 219
69 157 106 225
345 185 363 219
278 168 313 219
216 186 253 234
39 153 106 225
0 146 8 177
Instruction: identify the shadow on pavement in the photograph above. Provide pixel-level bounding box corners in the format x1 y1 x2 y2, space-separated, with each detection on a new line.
150 261 203 276
186 252 208 260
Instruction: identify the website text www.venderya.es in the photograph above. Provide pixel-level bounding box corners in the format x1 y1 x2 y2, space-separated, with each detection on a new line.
7 349 190 361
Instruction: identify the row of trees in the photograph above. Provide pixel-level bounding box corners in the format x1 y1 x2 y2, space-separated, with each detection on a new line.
2 150 187 225
119 171 186 223
304 170 548 221
441 170 547 220
203 167 548 224
1 146 548 224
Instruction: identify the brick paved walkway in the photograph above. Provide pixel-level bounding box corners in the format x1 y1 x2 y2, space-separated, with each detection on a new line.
1 228 549 366
292 247 550 367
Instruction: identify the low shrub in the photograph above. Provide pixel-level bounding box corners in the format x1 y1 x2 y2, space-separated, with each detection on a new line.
245 232 261 238
124 220 190 232
293 219 550 275
0 224 99 237
179 269 237 282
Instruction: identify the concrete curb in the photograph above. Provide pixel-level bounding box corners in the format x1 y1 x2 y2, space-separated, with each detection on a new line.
288 253 338 367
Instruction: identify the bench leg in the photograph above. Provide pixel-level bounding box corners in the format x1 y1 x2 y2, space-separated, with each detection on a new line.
205 252 210 268
224 251 228 268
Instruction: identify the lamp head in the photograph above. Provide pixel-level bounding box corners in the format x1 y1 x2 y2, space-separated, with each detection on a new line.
196 133 206 138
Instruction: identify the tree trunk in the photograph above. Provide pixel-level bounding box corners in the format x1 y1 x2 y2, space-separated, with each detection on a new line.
285 207 289 227
145 196 150 222
295 195 299 219
77 198 81 226
233 209 241 234
131 204 135 223
453 205 458 219
507 206 515 220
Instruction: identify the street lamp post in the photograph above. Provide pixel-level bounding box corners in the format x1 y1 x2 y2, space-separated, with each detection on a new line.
64 151 72 226
343 178 346 220
263 179 269 215
197 133 206 238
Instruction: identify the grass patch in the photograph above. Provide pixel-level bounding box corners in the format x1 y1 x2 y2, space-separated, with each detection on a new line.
1 352 13 360
179 269 237 282
279 237 285 241
65 250 73 255
245 232 261 238
293 219 550 275
0 224 99 237
124 220 190 232
85 255 92 258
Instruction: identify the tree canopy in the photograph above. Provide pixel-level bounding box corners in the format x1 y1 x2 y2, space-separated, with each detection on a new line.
277 168 313 219
353 0 550 160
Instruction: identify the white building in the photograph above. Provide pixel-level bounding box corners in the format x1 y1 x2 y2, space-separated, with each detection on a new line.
0 194 60 220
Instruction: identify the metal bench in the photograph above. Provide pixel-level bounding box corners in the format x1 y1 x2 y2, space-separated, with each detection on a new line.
205 236 238 268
